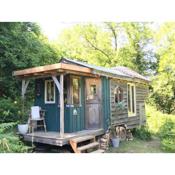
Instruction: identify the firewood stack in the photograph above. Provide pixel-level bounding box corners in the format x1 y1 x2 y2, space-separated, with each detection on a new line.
99 131 111 151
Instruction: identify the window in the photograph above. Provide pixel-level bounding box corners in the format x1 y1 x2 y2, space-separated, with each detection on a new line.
127 83 136 116
72 77 80 105
90 84 97 96
45 80 55 104
114 86 123 104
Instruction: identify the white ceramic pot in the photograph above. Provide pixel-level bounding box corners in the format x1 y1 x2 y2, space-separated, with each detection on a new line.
18 124 29 135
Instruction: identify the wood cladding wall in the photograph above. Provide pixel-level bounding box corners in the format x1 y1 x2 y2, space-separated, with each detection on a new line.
110 79 149 129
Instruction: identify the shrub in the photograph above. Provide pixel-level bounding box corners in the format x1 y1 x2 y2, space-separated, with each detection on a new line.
146 104 175 152
159 119 175 139
0 98 20 123
0 122 31 153
0 97 32 124
132 126 152 141
161 137 175 152
0 122 17 133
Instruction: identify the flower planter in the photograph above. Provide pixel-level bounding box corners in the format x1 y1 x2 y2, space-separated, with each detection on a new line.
18 124 28 135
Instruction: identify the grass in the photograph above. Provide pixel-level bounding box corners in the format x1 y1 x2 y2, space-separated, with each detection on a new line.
106 136 163 153
107 104 175 153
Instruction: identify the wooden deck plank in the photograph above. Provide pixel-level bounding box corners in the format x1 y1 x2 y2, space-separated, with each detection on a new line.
70 135 95 143
23 129 104 146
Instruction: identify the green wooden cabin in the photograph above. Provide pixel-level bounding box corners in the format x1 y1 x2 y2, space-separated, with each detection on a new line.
13 58 149 147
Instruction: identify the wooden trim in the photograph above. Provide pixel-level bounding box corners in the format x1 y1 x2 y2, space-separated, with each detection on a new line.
52 76 61 92
127 83 136 117
44 80 56 104
13 63 92 77
70 75 81 105
60 74 64 137
21 80 30 98
13 63 149 85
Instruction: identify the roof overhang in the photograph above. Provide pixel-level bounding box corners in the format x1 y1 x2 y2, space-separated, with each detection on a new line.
12 63 94 79
13 61 150 85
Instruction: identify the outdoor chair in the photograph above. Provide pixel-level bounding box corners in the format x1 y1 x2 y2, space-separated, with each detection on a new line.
28 106 47 133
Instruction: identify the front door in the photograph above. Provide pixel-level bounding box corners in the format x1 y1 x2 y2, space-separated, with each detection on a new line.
85 78 102 129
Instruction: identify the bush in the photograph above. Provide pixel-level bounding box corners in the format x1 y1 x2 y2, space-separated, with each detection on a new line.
146 104 175 152
0 122 17 133
0 97 32 124
132 126 152 141
0 98 20 123
161 138 175 152
0 122 31 153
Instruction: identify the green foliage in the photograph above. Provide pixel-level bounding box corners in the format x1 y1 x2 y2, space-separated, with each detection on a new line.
159 119 175 152
161 137 175 152
0 122 17 133
0 97 31 123
0 22 60 124
57 22 154 75
146 104 175 152
0 98 20 123
0 122 31 153
150 22 175 114
132 126 152 141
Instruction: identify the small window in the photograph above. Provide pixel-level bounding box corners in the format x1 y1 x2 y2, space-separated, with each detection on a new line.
45 80 55 104
72 77 80 105
114 86 123 104
127 83 136 117
90 84 97 96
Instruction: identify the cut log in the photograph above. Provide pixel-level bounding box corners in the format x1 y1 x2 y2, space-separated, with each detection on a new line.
77 142 99 152
91 149 105 153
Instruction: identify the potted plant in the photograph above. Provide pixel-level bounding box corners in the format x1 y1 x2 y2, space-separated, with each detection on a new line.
110 125 120 148
17 98 29 135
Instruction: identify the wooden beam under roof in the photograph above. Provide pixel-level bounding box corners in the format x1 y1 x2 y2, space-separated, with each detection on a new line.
12 63 92 77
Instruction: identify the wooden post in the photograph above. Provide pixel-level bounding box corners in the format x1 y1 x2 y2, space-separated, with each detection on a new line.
60 74 64 137
21 79 30 122
21 79 30 99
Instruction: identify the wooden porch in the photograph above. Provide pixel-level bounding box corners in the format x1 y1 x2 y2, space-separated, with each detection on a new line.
23 128 104 147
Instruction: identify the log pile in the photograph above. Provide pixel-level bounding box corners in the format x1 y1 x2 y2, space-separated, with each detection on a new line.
99 127 134 150
99 131 111 151
126 129 133 141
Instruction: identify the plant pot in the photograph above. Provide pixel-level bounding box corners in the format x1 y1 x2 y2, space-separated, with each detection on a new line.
18 124 28 135
111 137 120 148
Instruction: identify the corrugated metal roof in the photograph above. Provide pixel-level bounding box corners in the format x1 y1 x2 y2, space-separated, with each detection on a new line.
60 58 149 82
61 58 129 77
111 66 150 81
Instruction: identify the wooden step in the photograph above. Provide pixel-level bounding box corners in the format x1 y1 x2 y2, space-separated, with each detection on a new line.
91 149 105 153
71 135 95 143
77 142 99 152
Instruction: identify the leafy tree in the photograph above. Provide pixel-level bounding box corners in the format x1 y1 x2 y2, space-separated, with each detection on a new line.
0 23 58 98
0 22 59 123
57 22 155 74
150 22 175 114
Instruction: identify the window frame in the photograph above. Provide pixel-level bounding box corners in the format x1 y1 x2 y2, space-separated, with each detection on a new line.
114 86 124 104
44 80 56 104
71 76 81 106
127 83 136 117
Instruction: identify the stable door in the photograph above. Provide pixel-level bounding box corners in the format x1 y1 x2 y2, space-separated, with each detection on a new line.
85 78 102 129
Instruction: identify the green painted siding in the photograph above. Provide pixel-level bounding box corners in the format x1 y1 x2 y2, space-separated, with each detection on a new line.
35 78 59 131
34 76 85 133
102 77 111 131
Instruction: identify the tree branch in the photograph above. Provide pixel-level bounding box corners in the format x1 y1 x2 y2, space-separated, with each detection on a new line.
84 36 110 59
106 23 118 51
